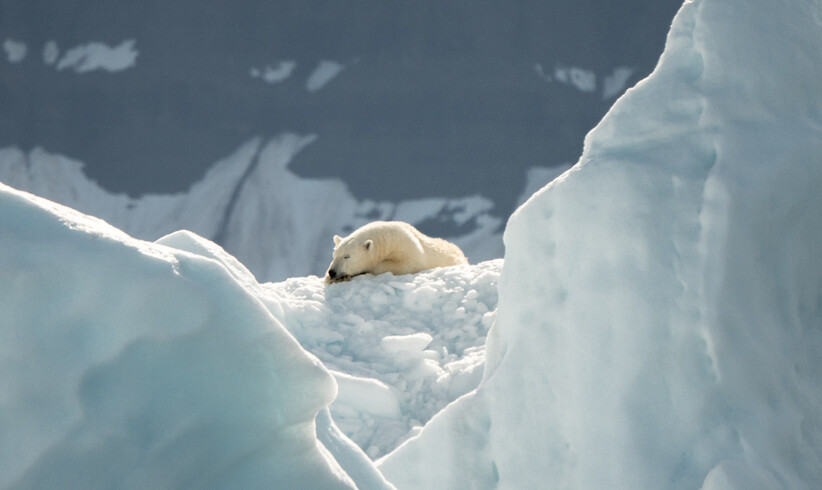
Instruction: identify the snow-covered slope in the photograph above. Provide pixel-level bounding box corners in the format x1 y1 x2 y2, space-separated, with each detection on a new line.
0 179 499 488
379 0 822 488
0 183 359 489
262 260 501 458
0 136 526 281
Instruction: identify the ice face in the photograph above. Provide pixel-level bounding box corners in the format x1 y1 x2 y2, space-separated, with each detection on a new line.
379 0 822 488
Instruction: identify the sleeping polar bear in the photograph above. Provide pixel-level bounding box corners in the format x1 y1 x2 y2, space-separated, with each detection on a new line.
324 221 468 283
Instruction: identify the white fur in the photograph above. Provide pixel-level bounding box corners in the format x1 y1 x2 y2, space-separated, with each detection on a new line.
325 221 468 283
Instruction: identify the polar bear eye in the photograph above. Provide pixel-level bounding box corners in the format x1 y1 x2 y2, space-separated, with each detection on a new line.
343 254 350 260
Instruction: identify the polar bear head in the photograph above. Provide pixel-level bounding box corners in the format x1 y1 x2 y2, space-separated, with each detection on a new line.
325 233 375 283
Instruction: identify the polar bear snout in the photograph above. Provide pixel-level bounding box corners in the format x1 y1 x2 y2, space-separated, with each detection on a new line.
325 268 350 284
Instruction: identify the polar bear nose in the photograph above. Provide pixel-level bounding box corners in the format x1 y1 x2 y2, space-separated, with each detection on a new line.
327 268 338 279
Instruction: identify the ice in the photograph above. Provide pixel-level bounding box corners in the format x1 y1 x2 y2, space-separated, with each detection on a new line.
261 260 503 457
55 40 138 73
0 183 355 489
537 63 636 100
380 333 434 354
331 371 402 419
42 41 59 65
701 460 782 490
0 175 503 486
3 39 27 63
379 0 822 488
515 165 574 208
2 0 822 487
554 65 597 92
250 60 297 84
315 409 396 490
307 60 345 92
602 66 634 99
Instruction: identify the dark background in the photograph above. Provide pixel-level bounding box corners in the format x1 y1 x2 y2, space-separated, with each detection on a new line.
0 0 682 219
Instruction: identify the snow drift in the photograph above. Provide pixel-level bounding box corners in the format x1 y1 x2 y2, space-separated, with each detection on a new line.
0 179 496 488
0 183 358 489
379 0 822 488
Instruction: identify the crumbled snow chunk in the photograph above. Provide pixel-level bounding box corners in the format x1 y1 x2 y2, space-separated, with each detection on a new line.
481 311 496 329
331 371 402 419
381 333 434 353
262 259 502 457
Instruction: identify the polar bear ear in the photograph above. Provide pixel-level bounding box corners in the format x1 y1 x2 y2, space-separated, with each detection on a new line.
333 235 342 245
364 239 373 251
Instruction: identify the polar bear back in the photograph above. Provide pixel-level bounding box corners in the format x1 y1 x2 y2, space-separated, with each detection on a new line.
370 221 467 273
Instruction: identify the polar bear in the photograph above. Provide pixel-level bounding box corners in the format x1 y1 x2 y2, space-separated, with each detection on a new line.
324 221 468 283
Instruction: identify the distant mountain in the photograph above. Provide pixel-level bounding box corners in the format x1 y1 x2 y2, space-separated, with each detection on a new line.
0 136 533 280
0 0 682 278
0 0 681 206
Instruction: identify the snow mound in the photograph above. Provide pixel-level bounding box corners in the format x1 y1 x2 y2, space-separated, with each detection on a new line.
379 0 822 488
0 183 357 489
261 260 501 458
0 179 502 486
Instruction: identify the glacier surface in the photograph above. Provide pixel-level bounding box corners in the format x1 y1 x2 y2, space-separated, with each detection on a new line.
379 0 822 488
0 184 359 489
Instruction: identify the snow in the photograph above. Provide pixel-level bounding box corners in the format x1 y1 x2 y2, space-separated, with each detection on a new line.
307 60 345 92
331 371 402 420
379 0 822 488
0 180 499 487
42 41 59 65
602 66 634 99
261 259 502 458
0 184 357 489
554 65 597 92
3 39 27 63
2 0 822 487
250 60 297 84
54 40 138 73
379 333 433 354
535 63 635 99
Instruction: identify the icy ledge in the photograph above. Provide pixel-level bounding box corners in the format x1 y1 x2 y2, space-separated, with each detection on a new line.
0 182 379 489
378 0 822 488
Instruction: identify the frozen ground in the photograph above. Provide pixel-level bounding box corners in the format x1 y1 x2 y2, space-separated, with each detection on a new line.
263 260 501 458
0 181 496 488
